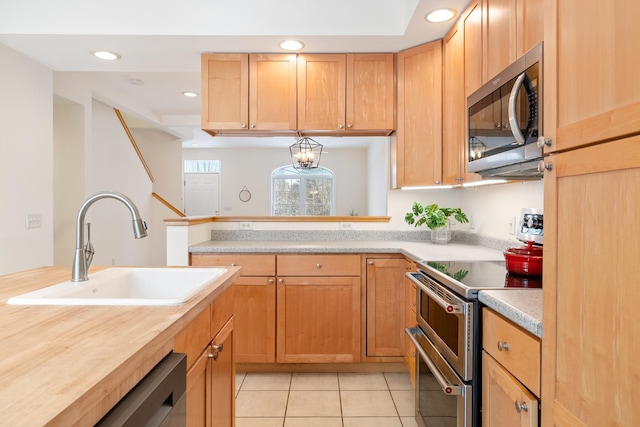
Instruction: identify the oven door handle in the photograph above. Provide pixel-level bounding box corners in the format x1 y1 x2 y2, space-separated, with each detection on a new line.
406 272 465 314
405 328 463 396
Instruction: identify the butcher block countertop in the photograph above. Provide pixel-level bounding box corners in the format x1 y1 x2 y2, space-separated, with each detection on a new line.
0 266 241 427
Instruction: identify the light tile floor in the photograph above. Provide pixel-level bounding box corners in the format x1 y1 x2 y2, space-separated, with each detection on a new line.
235 372 419 427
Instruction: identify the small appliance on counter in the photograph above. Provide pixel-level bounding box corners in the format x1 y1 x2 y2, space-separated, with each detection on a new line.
505 208 544 277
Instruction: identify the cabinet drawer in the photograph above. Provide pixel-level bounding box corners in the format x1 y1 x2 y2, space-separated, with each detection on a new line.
277 254 360 276
483 309 541 396
191 254 276 276
174 305 212 368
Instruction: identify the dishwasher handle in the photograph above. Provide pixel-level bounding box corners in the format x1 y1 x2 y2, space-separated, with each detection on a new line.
96 352 187 427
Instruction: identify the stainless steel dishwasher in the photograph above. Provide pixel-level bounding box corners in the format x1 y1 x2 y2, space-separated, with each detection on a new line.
96 352 187 427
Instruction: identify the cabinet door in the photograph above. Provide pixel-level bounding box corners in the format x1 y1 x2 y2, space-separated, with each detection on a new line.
210 319 234 427
249 54 297 131
366 258 407 357
546 0 640 153
483 351 539 427
276 276 361 363
483 0 518 80
186 349 211 427
233 276 276 363
517 0 543 56
541 136 640 427
346 53 395 131
396 40 443 188
297 54 346 130
464 0 483 97
201 54 249 130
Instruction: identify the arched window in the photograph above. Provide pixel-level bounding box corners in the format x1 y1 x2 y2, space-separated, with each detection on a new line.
271 165 334 216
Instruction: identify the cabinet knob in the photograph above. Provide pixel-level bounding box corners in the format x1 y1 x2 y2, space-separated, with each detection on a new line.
268 279 275 284
212 343 224 352
347 123 353 129
278 278 284 284
250 123 255 129
497 341 510 351
368 261 374 266
537 136 552 148
495 123 501 129
316 263 322 269
515 401 529 413
241 123 247 129
537 160 553 173
434 179 440 185
230 263 236 267
338 124 344 129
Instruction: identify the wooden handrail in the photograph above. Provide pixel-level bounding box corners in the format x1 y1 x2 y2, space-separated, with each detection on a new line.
113 108 155 183
152 192 186 217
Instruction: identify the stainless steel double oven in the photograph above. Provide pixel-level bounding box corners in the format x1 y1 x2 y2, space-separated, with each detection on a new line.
406 260 532 427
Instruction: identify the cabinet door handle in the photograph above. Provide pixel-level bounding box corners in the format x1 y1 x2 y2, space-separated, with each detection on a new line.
368 261 374 266
538 160 553 173
268 279 275 284
250 123 255 129
278 278 284 284
230 263 236 266
347 123 353 129
338 124 344 129
212 343 224 352
316 263 322 269
497 341 510 351
515 401 529 413
241 123 247 129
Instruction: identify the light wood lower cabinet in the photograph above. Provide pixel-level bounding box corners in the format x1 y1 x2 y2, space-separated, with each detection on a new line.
191 254 276 364
174 286 235 427
482 308 540 427
365 257 409 357
404 261 417 385
276 275 361 363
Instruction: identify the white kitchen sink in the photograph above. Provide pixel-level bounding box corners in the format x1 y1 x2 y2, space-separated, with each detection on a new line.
7 267 227 306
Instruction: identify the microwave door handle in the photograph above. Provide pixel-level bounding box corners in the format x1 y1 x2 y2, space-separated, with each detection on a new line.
405 328 463 396
508 72 527 145
406 273 465 314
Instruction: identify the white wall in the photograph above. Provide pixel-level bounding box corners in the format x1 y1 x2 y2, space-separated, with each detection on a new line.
134 128 183 266
183 145 371 216
53 97 85 266
83 100 153 268
0 43 54 275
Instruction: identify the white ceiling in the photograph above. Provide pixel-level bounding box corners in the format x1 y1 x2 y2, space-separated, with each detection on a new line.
0 0 470 147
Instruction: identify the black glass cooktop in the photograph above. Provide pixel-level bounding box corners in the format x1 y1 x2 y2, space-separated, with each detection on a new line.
416 260 541 299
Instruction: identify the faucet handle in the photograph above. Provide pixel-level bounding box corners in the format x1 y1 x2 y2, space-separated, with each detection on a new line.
84 222 95 267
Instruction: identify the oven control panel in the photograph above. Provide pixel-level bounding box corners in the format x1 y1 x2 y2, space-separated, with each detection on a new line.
516 208 543 245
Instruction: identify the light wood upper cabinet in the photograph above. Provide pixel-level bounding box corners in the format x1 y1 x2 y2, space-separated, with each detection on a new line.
482 0 543 81
395 40 443 188
201 53 297 134
297 53 395 133
443 18 482 186
346 54 395 131
297 54 346 131
464 0 483 97
201 54 248 131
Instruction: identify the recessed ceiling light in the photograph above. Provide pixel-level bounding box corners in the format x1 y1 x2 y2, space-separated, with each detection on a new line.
91 50 121 61
425 8 457 23
279 40 305 51
182 91 199 97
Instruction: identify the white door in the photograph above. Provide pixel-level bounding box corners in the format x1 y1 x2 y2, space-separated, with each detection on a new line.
184 173 220 216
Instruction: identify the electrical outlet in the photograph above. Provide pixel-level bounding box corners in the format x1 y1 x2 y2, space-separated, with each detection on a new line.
340 222 352 230
508 216 516 235
26 213 42 229
469 216 475 230
239 222 253 230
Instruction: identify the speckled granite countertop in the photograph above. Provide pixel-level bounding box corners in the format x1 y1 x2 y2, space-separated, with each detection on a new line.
479 289 542 338
189 239 506 262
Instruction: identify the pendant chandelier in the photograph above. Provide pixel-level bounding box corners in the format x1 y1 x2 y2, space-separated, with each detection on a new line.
289 137 323 170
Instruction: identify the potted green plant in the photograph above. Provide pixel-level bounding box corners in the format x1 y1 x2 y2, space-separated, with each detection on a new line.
404 202 469 244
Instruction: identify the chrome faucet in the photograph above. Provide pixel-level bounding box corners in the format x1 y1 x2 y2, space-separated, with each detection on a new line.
72 191 148 282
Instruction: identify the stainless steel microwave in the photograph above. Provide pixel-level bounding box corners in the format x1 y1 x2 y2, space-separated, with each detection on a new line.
467 42 543 178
